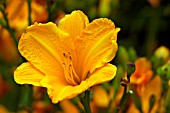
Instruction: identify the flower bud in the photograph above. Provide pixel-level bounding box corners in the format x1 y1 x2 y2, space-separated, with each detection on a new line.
154 46 169 60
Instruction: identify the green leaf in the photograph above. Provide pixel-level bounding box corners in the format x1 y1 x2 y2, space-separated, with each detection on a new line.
130 85 142 112
128 47 137 62
127 62 135 79
18 85 33 111
165 88 170 111
149 95 156 112
0 18 7 27
116 46 129 69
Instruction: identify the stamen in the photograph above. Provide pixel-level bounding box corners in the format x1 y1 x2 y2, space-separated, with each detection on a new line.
69 63 80 83
62 52 80 85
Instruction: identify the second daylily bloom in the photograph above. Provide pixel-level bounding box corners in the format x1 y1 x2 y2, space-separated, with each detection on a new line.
14 10 120 103
130 57 153 95
4 0 47 30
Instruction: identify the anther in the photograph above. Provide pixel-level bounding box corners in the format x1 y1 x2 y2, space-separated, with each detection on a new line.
69 56 72 60
67 52 72 60
63 53 66 57
62 51 81 85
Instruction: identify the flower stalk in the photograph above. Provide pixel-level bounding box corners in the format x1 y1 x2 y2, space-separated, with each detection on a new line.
80 89 91 113
116 62 135 113
0 1 18 47
18 85 33 111
46 0 58 22
27 0 32 26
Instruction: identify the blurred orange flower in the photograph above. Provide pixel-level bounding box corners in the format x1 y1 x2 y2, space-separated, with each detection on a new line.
33 101 53 113
141 75 162 113
92 85 110 108
90 85 124 113
14 10 120 103
4 0 47 30
0 105 9 113
90 85 112 113
0 27 19 62
127 76 162 113
57 100 80 113
148 0 160 7
130 57 153 95
127 103 140 113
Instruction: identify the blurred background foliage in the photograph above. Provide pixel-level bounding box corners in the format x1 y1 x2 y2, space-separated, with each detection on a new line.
0 0 170 113
53 0 170 56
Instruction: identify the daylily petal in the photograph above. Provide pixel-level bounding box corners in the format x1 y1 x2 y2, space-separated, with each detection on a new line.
45 64 116 103
40 74 69 103
131 57 153 85
127 103 140 113
14 62 45 86
75 18 120 80
141 76 162 113
58 10 89 39
86 64 117 85
18 22 73 78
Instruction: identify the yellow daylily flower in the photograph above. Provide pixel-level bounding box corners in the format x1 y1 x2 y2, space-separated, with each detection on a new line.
14 10 120 103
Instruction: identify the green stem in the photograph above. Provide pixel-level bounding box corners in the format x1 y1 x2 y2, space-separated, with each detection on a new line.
46 0 51 22
27 0 32 25
115 86 128 113
165 88 170 112
80 89 91 113
46 0 58 22
2 10 18 47
115 63 135 113
1 1 27 62
0 1 18 47
18 85 33 112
